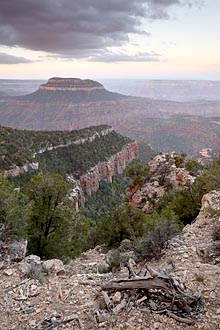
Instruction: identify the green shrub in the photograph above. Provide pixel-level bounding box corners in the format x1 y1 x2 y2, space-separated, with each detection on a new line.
97 203 149 248
185 159 201 175
134 209 182 261
119 239 133 252
174 154 185 168
106 249 129 272
156 186 200 224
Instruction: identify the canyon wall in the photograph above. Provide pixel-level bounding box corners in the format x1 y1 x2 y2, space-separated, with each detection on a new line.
79 141 138 196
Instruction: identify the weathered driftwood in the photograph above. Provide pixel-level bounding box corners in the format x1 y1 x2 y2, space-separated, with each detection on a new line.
100 263 203 325
102 276 170 292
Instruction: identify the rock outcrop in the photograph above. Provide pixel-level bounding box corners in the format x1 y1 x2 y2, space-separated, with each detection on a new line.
127 181 166 214
0 239 27 263
127 152 195 214
197 148 215 166
148 152 194 186
79 141 138 196
4 162 39 178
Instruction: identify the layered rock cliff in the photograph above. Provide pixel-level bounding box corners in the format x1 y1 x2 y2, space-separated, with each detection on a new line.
39 77 104 92
1 124 138 206
79 141 138 196
20 77 126 104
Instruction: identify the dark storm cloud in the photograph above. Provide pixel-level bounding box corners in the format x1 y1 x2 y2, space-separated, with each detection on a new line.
0 52 32 64
0 0 202 61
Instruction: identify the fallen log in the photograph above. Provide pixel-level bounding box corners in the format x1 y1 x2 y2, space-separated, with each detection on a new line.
101 276 170 293
99 263 203 324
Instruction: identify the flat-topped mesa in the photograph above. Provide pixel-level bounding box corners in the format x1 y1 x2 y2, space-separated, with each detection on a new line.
39 77 105 92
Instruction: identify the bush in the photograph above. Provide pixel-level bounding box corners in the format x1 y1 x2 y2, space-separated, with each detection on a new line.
174 154 185 168
106 249 129 272
185 159 201 175
97 203 149 248
119 239 133 252
156 186 200 224
134 209 182 261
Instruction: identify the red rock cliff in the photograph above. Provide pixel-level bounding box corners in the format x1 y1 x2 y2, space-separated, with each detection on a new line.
79 141 138 196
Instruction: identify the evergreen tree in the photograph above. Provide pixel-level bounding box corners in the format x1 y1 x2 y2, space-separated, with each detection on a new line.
126 162 149 188
97 202 148 247
24 172 89 260
0 173 29 241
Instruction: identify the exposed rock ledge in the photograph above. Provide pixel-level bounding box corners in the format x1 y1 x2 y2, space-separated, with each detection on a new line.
39 77 105 92
79 141 138 196
4 162 39 178
4 127 112 178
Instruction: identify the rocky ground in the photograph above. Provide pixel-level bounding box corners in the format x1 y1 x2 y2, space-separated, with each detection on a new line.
1 190 220 329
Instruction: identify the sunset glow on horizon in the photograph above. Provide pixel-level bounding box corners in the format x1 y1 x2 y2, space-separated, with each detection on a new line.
0 0 219 80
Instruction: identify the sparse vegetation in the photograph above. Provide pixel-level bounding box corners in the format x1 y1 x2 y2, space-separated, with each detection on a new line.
133 209 182 261
126 162 149 188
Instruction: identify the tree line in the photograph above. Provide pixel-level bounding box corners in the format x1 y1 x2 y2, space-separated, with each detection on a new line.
1 154 220 262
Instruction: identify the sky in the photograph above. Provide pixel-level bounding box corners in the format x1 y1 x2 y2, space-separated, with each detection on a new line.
0 0 219 80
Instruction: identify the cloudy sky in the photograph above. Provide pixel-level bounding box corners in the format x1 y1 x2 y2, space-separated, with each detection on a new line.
0 0 219 79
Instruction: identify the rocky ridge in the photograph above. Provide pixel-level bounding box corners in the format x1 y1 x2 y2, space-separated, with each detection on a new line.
0 190 220 329
127 152 195 213
4 126 113 178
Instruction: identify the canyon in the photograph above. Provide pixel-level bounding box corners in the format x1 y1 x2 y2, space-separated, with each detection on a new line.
1 125 138 208
1 78 220 156
78 141 138 196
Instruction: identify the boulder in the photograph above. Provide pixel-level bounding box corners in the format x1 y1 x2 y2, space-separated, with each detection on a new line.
24 255 41 264
0 239 27 262
42 259 65 275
